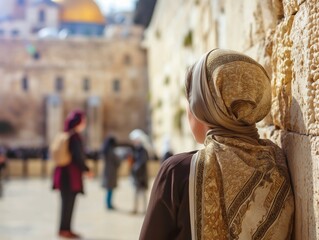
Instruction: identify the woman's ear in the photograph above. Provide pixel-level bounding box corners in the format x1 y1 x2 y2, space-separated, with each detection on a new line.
186 104 208 144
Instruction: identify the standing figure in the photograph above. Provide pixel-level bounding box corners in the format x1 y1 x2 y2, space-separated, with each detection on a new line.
129 130 149 214
52 110 91 239
140 49 294 240
161 136 173 163
101 136 121 210
0 146 7 198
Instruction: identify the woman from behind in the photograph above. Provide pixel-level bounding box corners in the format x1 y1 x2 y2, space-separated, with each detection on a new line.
140 49 294 240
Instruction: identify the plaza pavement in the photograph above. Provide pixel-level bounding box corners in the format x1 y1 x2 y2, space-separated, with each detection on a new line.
0 177 153 240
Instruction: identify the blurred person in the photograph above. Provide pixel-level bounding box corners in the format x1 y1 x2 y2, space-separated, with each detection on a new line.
0 145 7 172
161 136 173 163
130 129 156 160
129 130 149 214
52 110 92 239
101 136 121 210
0 146 7 198
140 49 294 239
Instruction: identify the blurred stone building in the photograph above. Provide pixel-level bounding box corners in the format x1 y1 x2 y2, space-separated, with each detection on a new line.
0 0 149 150
146 0 319 239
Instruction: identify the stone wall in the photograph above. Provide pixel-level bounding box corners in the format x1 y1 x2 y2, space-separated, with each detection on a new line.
146 0 319 238
0 32 149 148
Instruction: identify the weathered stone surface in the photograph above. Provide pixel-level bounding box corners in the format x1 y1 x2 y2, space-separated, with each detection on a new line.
290 1 319 136
283 0 300 16
224 0 266 51
290 2 312 135
271 15 294 130
277 131 319 240
259 0 280 30
304 0 319 136
272 0 285 18
266 128 319 240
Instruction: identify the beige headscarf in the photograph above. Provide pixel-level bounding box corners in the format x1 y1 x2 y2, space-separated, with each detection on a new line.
188 49 294 240
189 49 271 144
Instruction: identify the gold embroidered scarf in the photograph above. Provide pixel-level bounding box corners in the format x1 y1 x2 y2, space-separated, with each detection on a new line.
188 49 294 239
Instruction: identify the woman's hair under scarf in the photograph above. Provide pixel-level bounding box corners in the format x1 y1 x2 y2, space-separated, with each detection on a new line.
188 49 271 144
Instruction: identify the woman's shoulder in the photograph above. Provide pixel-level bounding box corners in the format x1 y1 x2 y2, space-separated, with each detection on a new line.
160 151 197 176
154 151 197 197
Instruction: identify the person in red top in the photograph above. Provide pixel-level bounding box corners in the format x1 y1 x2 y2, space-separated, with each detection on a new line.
53 110 92 239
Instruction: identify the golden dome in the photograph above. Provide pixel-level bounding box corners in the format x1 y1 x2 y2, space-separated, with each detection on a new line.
58 0 105 25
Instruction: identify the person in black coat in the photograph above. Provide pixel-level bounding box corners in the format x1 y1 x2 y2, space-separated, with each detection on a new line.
0 146 6 172
101 136 121 210
0 146 7 198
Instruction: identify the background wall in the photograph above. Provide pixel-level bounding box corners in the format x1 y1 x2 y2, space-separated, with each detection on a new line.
0 31 149 148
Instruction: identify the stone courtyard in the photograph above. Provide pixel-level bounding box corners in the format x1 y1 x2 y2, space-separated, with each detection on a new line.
0 177 150 240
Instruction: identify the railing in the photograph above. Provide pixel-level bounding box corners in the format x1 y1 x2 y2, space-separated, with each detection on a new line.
2 147 100 178
1 146 160 179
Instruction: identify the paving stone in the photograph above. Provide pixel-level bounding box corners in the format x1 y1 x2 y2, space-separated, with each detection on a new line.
0 178 151 240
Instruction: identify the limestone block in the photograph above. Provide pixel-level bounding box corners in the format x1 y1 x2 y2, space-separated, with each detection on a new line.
271 15 294 130
224 0 266 51
306 0 319 135
259 0 280 30
251 128 319 240
283 0 300 16
290 2 310 135
245 33 273 77
271 0 285 18
289 1 319 135
277 131 319 240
